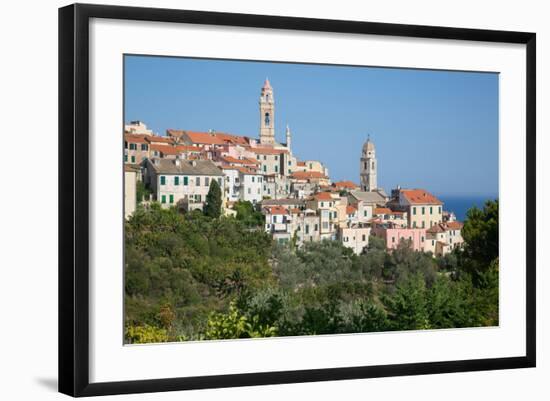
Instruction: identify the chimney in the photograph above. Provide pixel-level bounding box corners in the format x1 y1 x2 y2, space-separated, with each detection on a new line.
192 160 197 167
174 159 180 166
153 158 160 166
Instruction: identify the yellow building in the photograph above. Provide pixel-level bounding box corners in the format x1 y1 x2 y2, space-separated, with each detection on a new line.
393 188 443 229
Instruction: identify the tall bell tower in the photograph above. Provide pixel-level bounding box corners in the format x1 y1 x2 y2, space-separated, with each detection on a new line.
259 78 275 145
360 136 377 191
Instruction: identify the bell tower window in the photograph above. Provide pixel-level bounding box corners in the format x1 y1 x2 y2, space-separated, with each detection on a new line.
265 113 270 126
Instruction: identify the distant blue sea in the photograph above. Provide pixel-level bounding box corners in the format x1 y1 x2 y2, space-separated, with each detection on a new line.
438 195 498 222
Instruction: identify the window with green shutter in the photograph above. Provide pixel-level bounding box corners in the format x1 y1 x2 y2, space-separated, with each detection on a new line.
174 176 179 185
169 194 174 203
183 176 188 185
160 176 166 185
131 156 135 163
161 195 166 203
124 155 128 162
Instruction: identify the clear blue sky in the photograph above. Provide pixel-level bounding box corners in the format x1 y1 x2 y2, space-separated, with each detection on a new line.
125 55 499 197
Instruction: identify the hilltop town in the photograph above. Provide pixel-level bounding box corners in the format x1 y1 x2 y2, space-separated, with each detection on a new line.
124 79 463 257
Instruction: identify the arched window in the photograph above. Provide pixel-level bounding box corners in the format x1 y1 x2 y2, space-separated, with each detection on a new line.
372 161 375 169
266 94 270 102
264 112 270 126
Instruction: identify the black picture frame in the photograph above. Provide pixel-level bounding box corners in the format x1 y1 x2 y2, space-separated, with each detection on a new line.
59 3 536 397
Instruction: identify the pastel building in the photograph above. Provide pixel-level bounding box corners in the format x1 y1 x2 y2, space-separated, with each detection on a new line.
222 166 263 204
348 190 387 223
424 221 464 256
263 205 292 243
371 225 427 252
390 188 443 229
144 158 224 209
124 133 150 164
339 225 371 255
124 165 137 219
293 209 321 244
125 120 154 136
373 207 408 228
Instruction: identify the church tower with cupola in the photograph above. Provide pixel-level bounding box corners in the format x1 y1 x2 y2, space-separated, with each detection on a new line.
360 136 377 191
259 78 275 145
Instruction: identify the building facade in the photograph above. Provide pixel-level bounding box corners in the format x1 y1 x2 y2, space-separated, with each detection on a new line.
145 158 224 209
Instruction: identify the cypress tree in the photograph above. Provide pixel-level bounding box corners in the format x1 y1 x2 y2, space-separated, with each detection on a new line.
204 179 222 218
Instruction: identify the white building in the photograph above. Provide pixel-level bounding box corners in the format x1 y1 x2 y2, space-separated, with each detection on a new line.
339 225 371 255
124 120 154 136
124 165 137 219
222 167 240 203
424 221 464 256
223 167 264 204
145 158 224 209
263 205 292 243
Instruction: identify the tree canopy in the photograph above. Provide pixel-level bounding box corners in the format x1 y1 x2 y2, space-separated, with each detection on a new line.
124 199 499 343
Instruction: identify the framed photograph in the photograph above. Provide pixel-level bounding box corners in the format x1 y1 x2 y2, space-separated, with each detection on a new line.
58 3 536 397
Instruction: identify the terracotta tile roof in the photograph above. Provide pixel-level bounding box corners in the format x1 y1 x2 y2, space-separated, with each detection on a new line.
312 192 333 201
264 205 289 215
428 221 463 234
175 145 203 152
222 166 259 175
150 144 180 156
446 221 464 230
243 157 260 165
374 207 392 215
427 223 446 234
291 171 327 180
222 156 258 165
346 205 357 214
215 133 250 146
124 133 149 144
252 147 288 155
401 189 443 205
146 135 174 144
184 131 227 145
333 181 359 189
447 221 464 230
168 130 250 146
297 161 306 167
290 208 301 214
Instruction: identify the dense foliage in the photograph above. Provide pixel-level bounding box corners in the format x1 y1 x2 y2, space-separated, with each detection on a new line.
125 199 499 342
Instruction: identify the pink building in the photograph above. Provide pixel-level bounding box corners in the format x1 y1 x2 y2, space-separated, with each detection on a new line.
371 225 427 252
